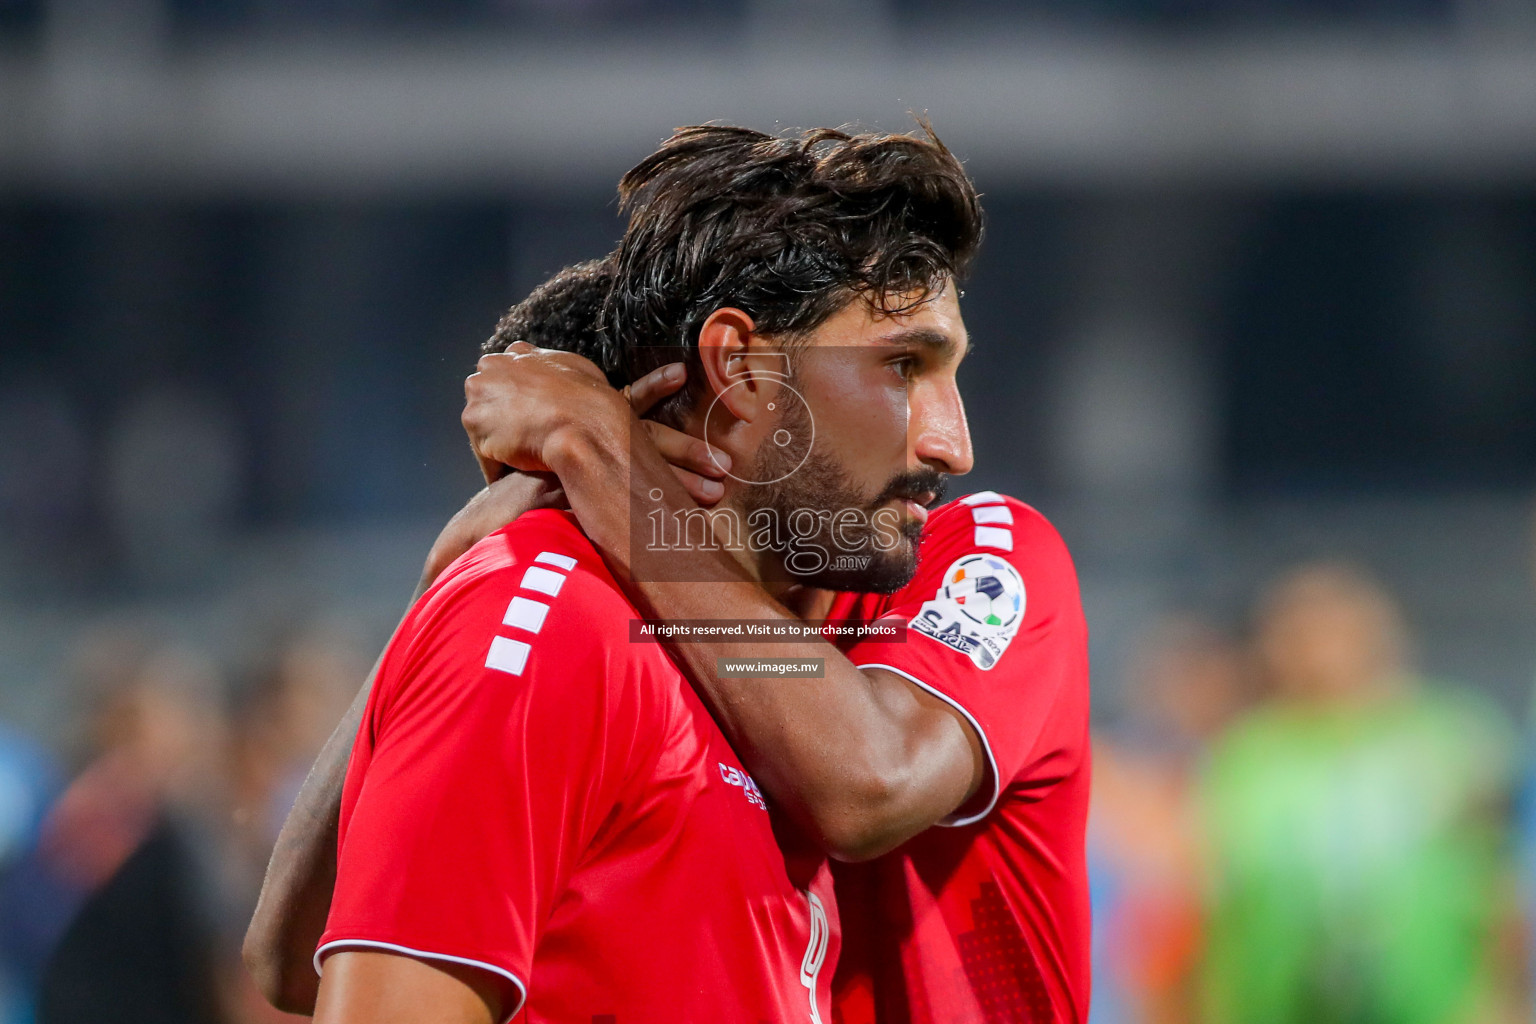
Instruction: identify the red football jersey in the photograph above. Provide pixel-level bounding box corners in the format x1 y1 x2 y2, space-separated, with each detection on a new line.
826 492 1091 1024
318 509 838 1024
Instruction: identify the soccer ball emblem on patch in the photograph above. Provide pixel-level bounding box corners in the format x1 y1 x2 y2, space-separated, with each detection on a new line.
910 554 1026 670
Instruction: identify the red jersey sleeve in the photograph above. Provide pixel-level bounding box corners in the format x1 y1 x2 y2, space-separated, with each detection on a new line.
842 492 1088 825
317 543 647 1019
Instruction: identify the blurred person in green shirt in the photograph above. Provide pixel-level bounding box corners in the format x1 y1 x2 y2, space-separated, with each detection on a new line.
1200 563 1517 1024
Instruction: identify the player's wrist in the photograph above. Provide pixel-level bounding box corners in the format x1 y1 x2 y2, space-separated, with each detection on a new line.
542 393 628 479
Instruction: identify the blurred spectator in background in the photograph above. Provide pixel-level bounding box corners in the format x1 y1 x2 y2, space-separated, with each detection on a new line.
35 631 231 1024
1200 563 1519 1024
9 618 370 1024
222 624 368 1023
1090 615 1250 1024
229 624 367 859
0 721 66 1024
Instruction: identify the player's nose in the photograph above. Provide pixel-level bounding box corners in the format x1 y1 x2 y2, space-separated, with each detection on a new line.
912 383 974 477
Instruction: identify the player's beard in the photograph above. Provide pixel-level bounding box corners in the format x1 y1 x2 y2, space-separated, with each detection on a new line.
741 397 945 594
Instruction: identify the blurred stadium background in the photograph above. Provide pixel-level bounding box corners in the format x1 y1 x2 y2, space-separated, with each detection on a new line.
0 0 1533 1021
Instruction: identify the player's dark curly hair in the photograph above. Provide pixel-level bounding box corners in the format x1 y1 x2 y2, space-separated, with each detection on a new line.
605 122 984 426
482 258 625 386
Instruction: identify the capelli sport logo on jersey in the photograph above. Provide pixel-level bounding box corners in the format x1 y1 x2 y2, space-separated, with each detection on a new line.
910 554 1025 671
718 763 767 809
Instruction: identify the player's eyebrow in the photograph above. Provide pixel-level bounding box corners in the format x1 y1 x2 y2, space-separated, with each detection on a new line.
878 327 969 362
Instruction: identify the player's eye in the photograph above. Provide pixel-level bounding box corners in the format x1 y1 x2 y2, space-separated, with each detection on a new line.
889 355 919 381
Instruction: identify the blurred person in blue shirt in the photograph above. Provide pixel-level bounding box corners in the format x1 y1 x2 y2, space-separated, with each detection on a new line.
0 722 70 1024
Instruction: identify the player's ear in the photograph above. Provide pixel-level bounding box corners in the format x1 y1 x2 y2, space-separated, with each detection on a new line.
697 307 773 423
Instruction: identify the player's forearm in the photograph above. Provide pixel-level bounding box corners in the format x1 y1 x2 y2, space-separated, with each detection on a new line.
635 589 968 860
547 424 973 860
243 664 372 1013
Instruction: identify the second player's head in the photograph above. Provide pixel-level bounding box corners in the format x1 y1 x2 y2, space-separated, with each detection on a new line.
607 123 983 592
483 258 619 382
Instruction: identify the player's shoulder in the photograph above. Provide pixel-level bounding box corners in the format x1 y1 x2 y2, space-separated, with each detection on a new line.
907 491 1081 625
371 512 662 755
923 490 1073 565
409 509 638 669
368 509 663 732
434 509 623 611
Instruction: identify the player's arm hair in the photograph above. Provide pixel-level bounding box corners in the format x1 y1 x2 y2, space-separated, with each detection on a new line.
243 474 562 1012
312 951 502 1024
544 416 985 863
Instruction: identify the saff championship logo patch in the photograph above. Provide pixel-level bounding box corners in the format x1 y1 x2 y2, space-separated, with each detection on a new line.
910 554 1025 671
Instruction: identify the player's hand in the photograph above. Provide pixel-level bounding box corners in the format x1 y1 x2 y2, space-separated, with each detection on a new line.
464 343 619 483
622 363 730 507
464 347 729 506
419 471 567 589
